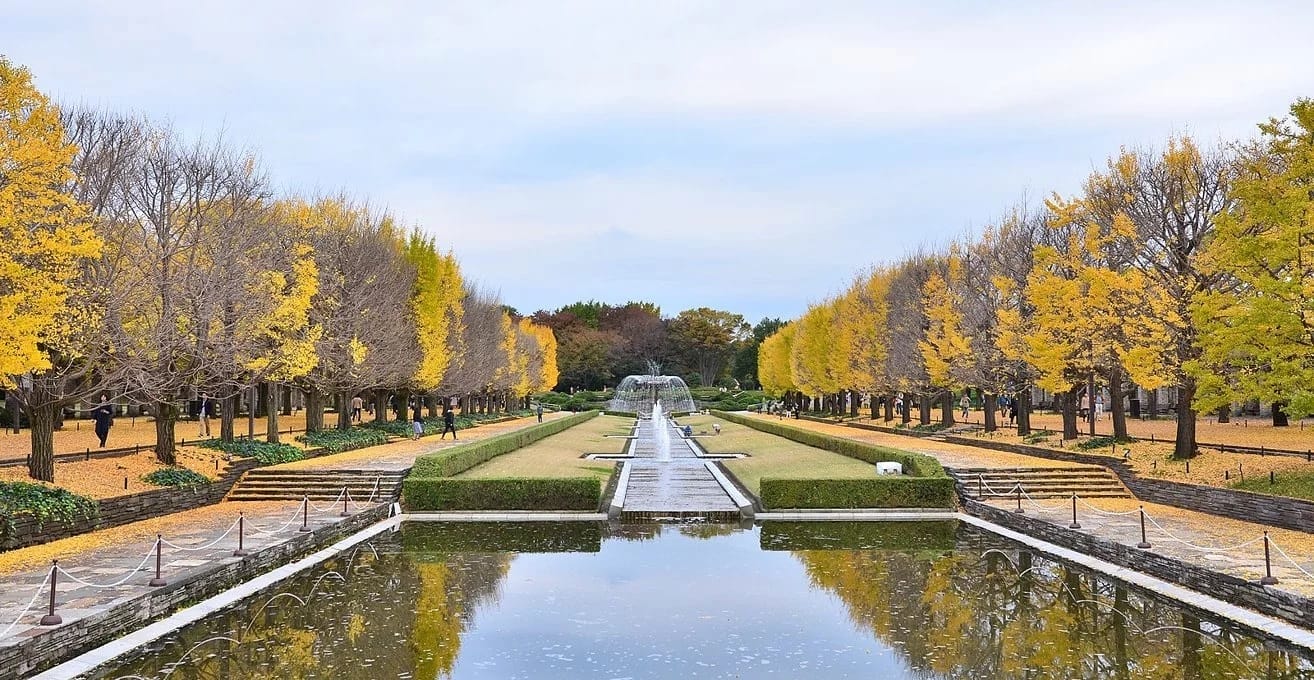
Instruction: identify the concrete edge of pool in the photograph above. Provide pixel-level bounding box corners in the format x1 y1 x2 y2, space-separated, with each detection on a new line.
35 511 1314 678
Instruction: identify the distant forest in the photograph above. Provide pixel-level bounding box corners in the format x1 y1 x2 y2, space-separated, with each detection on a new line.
528 301 782 392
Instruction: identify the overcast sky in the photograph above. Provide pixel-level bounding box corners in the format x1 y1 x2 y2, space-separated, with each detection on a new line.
5 2 1313 321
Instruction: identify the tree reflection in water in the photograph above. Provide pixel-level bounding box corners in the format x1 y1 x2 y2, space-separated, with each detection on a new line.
793 526 1310 679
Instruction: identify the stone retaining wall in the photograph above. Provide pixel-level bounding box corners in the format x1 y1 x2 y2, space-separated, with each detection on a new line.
1 504 391 680
963 498 1314 631
812 416 1314 535
1 458 262 552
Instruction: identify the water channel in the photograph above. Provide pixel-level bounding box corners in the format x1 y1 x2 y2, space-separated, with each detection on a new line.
96 521 1314 679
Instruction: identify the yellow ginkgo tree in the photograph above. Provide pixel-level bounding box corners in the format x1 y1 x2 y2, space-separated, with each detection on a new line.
0 57 99 480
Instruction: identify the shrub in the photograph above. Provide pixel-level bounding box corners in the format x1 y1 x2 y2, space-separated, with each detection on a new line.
759 477 956 509
910 422 952 433
0 481 99 535
142 466 211 487
1023 430 1054 445
1075 435 1137 450
198 438 304 465
402 477 600 511
410 411 598 478
297 428 389 453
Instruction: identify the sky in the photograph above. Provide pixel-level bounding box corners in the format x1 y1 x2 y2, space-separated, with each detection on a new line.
4 1 1314 322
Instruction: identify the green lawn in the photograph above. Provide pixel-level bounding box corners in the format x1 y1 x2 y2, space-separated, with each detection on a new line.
457 414 631 481
679 414 876 495
1231 470 1314 502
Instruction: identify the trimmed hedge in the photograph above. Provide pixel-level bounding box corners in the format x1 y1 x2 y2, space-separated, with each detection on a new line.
713 410 954 509
402 477 600 511
712 410 947 478
403 411 604 511
759 477 955 509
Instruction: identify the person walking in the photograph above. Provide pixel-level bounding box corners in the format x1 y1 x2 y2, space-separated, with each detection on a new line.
197 393 213 438
535 402 544 423
91 395 114 448
411 400 424 440
351 395 363 422
441 408 458 440
1008 401 1018 427
959 393 971 420
1094 394 1105 421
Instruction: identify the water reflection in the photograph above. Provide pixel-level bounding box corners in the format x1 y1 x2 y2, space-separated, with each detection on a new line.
96 522 1314 679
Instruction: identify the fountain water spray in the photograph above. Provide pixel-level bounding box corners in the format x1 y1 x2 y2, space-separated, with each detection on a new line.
607 361 696 417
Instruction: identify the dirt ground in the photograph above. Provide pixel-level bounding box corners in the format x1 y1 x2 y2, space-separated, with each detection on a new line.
0 412 313 462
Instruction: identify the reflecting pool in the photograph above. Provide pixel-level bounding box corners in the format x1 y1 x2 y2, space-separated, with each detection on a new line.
96 521 1314 679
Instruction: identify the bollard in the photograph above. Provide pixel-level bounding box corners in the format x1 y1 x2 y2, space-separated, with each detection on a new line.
1261 445 1266 456
299 497 311 532
234 513 249 557
1260 532 1279 585
135 443 140 455
1185 459 1190 474
1136 507 1152 549
1152 460 1157 471
1014 486 1024 514
149 535 167 587
1151 433 1155 444
215 459 219 471
1225 470 1230 480
1270 471 1276 484
341 487 349 517
39 561 62 626
124 476 128 490
977 475 983 500
1069 493 1080 529
85 448 90 461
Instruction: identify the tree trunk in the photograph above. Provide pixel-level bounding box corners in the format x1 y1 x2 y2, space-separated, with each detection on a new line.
1087 373 1097 437
265 382 280 444
940 390 953 426
247 384 256 440
983 393 997 432
1272 402 1289 427
883 395 894 421
375 392 389 423
306 388 323 432
849 391 858 418
1146 388 1159 420
428 395 438 419
155 402 178 465
220 389 236 443
1110 369 1128 441
281 385 293 416
1217 404 1230 424
918 394 932 425
256 383 268 417
1016 389 1032 436
10 399 20 434
27 402 57 482
338 391 352 431
1061 389 1079 440
1173 377 1198 458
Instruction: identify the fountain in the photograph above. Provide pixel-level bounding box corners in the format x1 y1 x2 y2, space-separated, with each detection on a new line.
607 361 697 418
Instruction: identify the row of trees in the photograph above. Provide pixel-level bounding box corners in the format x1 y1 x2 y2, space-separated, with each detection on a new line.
760 98 1314 459
530 300 781 390
0 56 558 481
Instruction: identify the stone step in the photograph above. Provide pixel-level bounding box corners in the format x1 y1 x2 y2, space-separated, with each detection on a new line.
981 492 1131 500
948 466 1103 474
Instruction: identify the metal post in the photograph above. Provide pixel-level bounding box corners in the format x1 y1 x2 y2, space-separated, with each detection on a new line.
299 496 311 532
1014 486 1024 514
977 475 983 500
1069 493 1080 529
149 535 167 586
1136 507 1151 549
340 487 349 517
1270 471 1276 484
234 513 249 557
1185 459 1190 474
1261 532 1279 585
39 561 62 625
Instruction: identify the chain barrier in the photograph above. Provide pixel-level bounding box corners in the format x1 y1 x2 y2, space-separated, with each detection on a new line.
0 570 50 638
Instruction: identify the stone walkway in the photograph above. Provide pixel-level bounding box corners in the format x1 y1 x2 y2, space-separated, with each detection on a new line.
753 414 1314 599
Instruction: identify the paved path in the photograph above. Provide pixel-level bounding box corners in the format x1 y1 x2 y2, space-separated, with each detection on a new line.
621 418 737 516
752 414 1314 599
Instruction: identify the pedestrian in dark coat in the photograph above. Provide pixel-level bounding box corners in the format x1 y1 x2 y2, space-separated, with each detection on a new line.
91 395 114 448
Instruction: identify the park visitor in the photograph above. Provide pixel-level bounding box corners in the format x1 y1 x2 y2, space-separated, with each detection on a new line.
411 400 424 440
197 393 213 438
536 402 544 422
351 395 363 422
959 393 970 420
441 408 458 440
92 395 114 448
